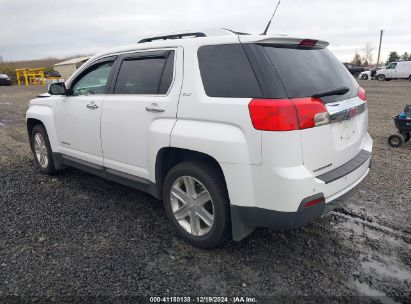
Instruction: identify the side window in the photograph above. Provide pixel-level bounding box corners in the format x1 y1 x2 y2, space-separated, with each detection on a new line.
197 44 262 98
72 61 114 96
387 63 397 69
114 51 174 95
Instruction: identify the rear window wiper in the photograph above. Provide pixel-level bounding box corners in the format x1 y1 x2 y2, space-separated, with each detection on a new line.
312 86 349 98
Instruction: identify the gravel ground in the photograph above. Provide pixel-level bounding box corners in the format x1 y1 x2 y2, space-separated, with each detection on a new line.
0 82 410 303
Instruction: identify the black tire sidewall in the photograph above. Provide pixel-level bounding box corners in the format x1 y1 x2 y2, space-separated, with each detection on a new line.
31 125 55 174
378 75 385 81
162 161 230 248
362 75 368 80
388 135 404 148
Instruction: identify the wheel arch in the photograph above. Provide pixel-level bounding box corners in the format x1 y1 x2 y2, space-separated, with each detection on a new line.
26 105 58 150
155 147 227 197
26 118 45 149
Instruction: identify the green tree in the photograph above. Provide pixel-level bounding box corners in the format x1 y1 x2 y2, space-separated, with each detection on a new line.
386 51 400 65
401 52 410 61
351 52 362 66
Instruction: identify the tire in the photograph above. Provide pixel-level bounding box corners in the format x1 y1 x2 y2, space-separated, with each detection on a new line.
31 124 56 174
361 74 368 80
377 74 386 81
408 75 411 81
162 161 231 248
403 133 410 143
388 134 404 148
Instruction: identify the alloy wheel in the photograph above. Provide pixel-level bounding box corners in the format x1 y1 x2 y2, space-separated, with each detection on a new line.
33 133 48 168
170 176 215 236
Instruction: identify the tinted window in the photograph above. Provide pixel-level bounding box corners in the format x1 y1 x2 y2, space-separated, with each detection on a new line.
72 61 114 96
263 46 358 103
198 44 262 98
114 51 174 95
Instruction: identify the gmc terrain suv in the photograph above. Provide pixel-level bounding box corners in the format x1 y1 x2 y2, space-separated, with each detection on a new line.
26 29 372 248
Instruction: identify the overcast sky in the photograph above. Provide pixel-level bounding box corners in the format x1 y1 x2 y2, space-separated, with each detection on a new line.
0 0 410 63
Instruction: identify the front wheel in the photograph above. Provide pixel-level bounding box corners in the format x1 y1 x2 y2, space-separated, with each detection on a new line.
162 161 231 248
361 74 368 80
31 125 56 174
388 134 404 148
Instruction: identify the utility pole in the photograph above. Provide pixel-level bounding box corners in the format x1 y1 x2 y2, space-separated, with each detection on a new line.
376 30 384 68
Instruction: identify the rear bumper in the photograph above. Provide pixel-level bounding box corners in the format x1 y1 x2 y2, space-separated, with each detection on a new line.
231 166 369 241
229 141 372 241
234 163 367 221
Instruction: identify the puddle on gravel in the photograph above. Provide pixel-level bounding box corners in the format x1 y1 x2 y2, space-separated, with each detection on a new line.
0 121 6 128
331 209 411 303
353 280 400 304
360 254 411 281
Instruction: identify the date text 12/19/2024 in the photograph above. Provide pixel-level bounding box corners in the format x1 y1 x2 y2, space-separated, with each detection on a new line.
149 296 257 303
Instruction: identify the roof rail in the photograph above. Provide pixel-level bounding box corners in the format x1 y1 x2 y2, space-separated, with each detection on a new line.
138 32 206 44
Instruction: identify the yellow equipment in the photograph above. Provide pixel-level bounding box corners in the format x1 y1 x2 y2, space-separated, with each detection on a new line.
15 68 46 86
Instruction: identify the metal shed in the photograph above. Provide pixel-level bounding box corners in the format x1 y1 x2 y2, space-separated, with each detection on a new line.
53 56 90 81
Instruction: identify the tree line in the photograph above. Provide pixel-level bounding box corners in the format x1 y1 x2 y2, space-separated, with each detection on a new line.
350 42 411 66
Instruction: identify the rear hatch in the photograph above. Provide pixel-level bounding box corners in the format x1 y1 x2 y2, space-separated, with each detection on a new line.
242 38 368 175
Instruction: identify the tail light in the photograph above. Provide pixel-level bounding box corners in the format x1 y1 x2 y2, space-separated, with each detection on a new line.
248 97 329 131
358 87 367 101
299 39 318 47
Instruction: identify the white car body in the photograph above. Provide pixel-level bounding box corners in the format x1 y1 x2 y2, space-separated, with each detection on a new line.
26 29 372 243
376 61 411 80
358 70 372 80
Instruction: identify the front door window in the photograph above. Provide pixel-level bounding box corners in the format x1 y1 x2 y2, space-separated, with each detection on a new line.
72 61 114 96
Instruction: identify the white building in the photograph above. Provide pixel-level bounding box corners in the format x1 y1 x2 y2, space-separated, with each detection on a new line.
53 56 90 81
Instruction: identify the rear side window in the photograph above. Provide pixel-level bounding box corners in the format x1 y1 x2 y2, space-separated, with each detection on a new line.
262 46 357 103
114 51 174 95
198 44 263 98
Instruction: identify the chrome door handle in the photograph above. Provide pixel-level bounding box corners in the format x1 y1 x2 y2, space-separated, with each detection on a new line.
87 102 98 109
145 104 165 113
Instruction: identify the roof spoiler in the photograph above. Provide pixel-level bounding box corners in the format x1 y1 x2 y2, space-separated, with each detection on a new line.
239 35 329 48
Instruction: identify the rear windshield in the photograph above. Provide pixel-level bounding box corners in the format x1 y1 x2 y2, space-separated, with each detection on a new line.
262 45 358 103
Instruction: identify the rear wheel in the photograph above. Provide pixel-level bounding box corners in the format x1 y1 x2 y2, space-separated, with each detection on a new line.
377 74 386 81
31 125 56 174
162 161 231 248
361 74 368 80
388 134 404 148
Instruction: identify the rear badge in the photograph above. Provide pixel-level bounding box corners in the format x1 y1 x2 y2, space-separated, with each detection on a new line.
343 108 358 120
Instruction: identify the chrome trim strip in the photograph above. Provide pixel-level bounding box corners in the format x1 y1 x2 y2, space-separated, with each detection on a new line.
329 103 366 123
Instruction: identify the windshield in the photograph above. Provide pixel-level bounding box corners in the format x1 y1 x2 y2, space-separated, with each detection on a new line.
262 45 358 103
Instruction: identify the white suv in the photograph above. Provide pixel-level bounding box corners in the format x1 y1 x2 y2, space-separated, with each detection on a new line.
26 29 373 248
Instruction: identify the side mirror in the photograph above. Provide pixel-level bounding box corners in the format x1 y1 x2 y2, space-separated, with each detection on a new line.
48 82 67 95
